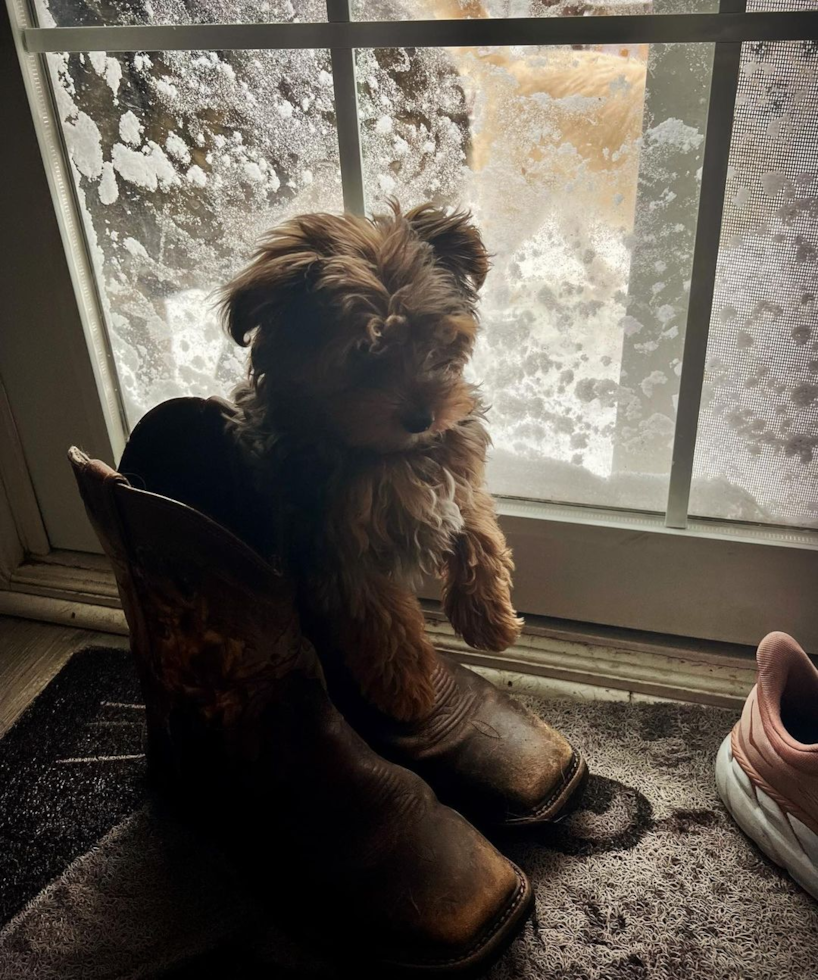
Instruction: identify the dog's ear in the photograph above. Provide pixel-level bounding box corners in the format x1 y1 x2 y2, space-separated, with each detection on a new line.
221 219 327 347
406 204 489 298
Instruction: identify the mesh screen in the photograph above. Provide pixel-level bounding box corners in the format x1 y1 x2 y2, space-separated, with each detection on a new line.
747 0 816 10
690 36 818 529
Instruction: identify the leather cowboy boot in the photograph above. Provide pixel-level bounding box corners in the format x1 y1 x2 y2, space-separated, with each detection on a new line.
69 447 532 975
316 638 588 829
117 396 588 830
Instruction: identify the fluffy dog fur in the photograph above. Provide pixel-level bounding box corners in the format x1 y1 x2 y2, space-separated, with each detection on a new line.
222 203 522 721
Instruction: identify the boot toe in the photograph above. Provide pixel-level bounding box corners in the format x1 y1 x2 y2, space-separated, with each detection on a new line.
383 861 532 975
363 657 590 828
359 803 533 974
499 745 590 827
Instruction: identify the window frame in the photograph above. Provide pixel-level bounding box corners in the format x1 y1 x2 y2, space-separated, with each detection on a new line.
3 0 817 652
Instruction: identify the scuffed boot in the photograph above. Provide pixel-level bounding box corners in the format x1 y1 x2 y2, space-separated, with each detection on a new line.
320 645 588 829
69 447 532 975
118 395 588 830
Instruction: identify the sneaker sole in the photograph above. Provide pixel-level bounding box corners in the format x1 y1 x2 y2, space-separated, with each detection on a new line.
715 734 818 900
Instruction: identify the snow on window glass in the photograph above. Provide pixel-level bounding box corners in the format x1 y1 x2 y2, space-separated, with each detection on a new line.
47 45 343 426
352 0 717 20
34 0 325 27
359 43 712 510
690 39 818 529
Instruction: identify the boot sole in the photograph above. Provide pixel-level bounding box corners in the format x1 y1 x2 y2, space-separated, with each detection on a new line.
498 749 590 828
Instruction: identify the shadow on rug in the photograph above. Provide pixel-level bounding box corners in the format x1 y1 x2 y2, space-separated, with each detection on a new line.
1 647 816 979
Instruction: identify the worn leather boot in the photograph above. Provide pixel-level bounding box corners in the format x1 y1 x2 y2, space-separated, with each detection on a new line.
118 395 588 829
318 642 588 829
69 448 532 975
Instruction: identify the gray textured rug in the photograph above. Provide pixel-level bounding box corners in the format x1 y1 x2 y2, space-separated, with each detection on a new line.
1 650 817 979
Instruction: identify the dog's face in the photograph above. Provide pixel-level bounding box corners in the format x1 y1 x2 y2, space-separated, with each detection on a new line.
222 204 489 453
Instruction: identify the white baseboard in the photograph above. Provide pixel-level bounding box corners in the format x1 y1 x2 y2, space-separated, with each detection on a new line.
425 617 756 709
2 552 760 707
0 589 128 634
466 664 685 705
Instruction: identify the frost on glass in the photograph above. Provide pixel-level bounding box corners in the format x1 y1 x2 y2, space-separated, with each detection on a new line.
48 44 343 426
360 43 712 509
352 0 717 20
690 40 818 529
34 0 325 28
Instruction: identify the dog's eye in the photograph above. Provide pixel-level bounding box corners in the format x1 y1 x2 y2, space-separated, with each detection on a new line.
350 341 386 365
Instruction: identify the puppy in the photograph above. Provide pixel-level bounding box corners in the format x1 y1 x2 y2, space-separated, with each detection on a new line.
222 203 522 721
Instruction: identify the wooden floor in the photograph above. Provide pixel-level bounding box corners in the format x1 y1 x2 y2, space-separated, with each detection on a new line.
0 615 128 736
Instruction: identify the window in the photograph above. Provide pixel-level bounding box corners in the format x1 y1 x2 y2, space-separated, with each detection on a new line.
45 44 344 427
5 0 818 651
691 35 818 528
358 39 713 513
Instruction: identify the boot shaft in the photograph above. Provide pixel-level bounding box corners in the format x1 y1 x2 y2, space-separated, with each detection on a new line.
68 448 320 780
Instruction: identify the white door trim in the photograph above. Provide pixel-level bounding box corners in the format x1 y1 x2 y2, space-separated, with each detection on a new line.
0 550 765 708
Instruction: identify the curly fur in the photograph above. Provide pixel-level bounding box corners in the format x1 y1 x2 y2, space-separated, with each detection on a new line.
222 202 522 721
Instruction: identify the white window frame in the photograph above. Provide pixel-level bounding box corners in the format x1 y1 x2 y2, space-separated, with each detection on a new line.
2 0 817 659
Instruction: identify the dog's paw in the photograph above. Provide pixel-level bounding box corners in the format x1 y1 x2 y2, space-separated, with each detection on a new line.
446 589 523 653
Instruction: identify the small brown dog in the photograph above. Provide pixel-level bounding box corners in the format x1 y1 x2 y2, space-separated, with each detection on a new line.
222 203 522 721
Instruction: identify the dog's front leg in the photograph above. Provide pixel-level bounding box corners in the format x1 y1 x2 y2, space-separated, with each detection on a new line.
442 487 523 652
336 576 437 722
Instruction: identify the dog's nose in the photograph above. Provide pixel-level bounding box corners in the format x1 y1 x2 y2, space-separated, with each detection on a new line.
403 411 434 434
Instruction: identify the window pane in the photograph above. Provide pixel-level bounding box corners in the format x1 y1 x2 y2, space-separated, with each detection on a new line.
352 0 717 21
48 48 342 426
359 43 712 510
35 0 325 27
690 40 818 530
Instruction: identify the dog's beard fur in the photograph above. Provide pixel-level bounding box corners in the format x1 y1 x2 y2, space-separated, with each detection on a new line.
222 202 521 720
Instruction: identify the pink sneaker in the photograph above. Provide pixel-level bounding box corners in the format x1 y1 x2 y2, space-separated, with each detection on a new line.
716 631 818 899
